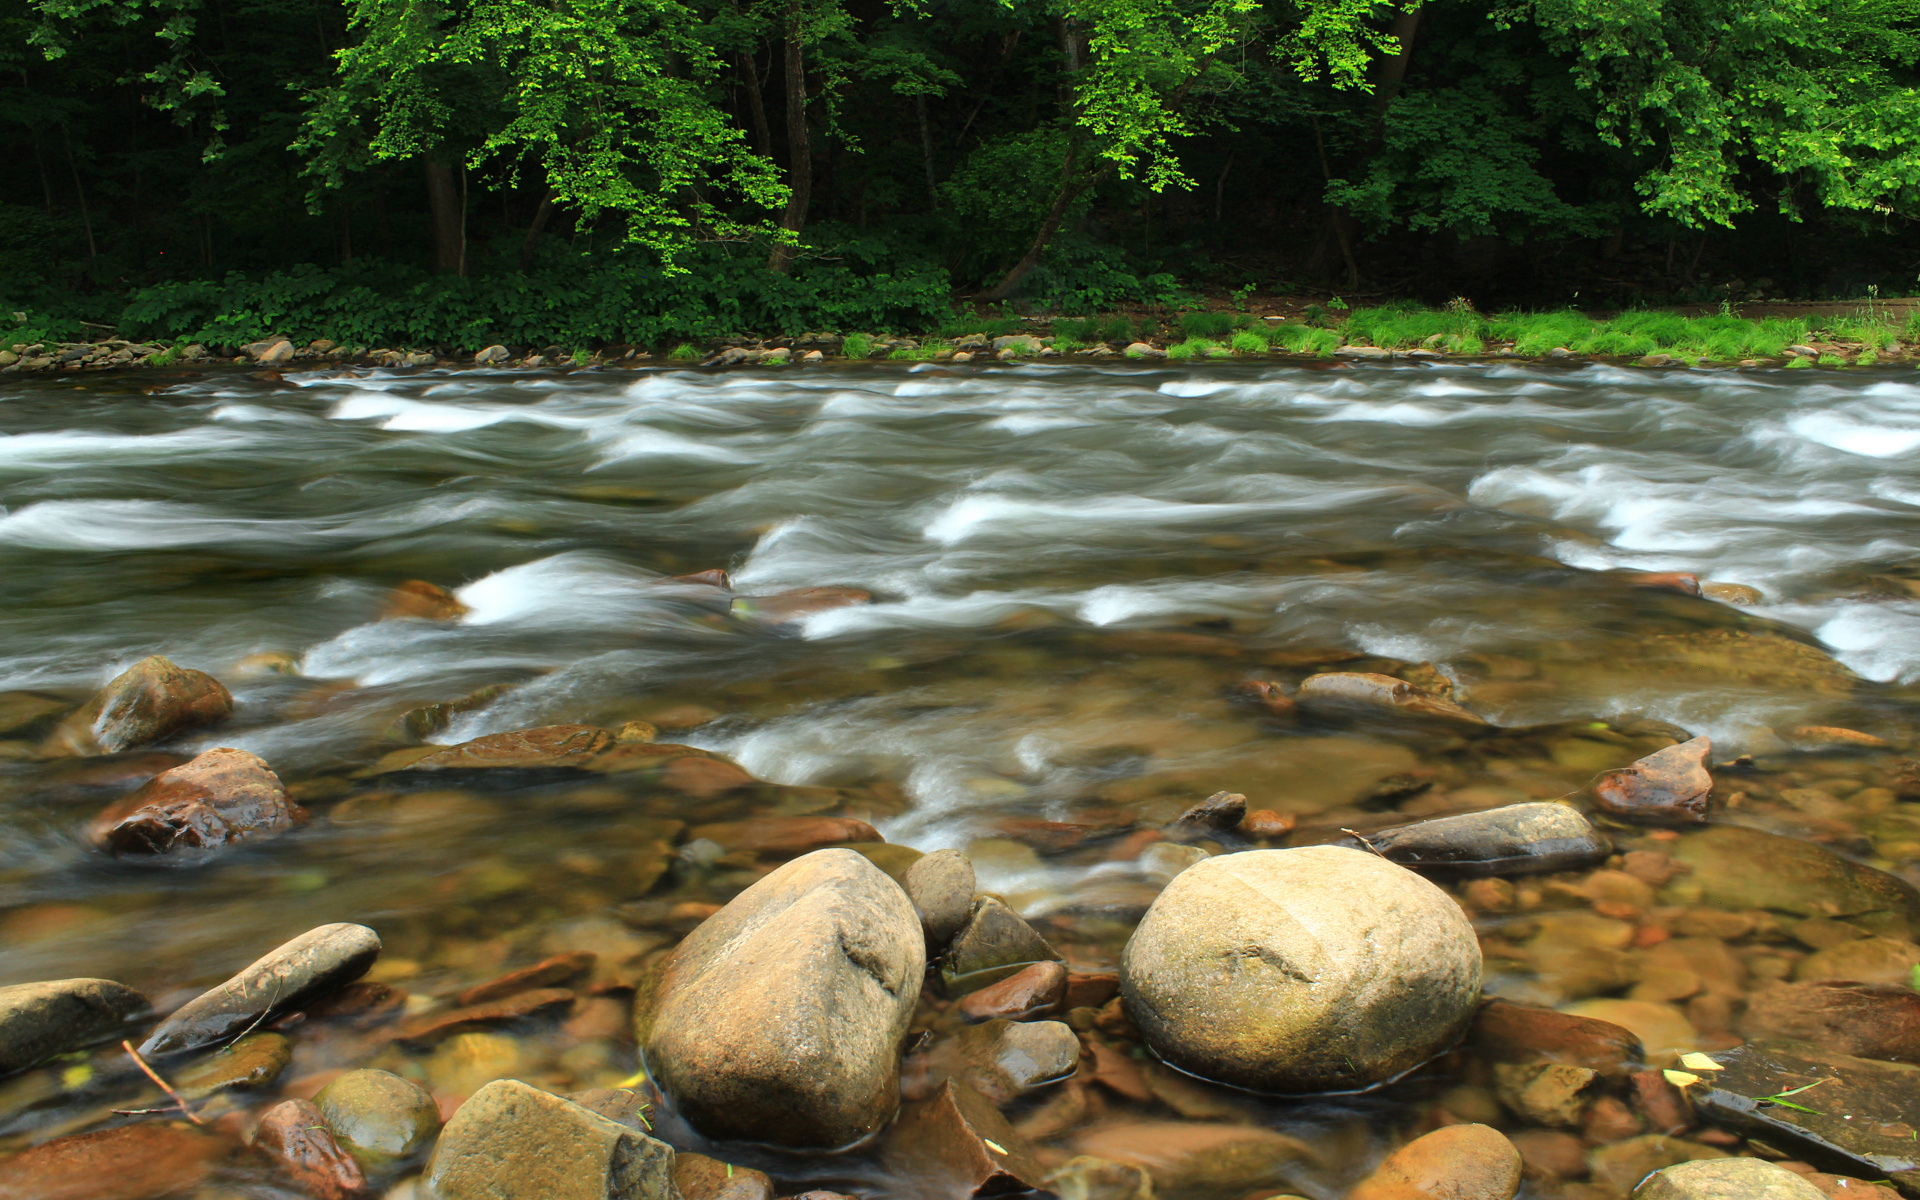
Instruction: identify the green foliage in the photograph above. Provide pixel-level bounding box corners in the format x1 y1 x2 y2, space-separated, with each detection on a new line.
1268 323 1340 354
1176 310 1244 338
668 342 700 360
1230 329 1268 353
1055 314 1134 343
840 332 874 358
1818 352 1848 366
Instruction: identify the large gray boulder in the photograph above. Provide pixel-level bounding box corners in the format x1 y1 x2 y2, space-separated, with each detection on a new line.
0 978 147 1074
428 1079 677 1200
1120 846 1481 1093
645 848 925 1148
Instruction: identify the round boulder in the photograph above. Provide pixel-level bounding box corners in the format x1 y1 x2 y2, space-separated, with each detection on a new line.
1120 845 1481 1093
1633 1157 1826 1199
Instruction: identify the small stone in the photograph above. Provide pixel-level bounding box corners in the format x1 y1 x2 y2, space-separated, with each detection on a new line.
940 1019 1080 1105
615 721 657 743
1588 1136 1728 1195
685 816 881 856
173 1030 292 1098
1631 572 1703 596
0 978 147 1074
1595 737 1713 824
943 897 1061 989
907 849 976 953
142 922 382 1055
89 747 302 857
887 1077 1047 1198
233 651 301 678
673 1152 773 1200
393 987 575 1045
1335 344 1393 359
1492 1061 1600 1127
0 1121 232 1200
1349 1124 1522 1200
1785 725 1892 751
315 1068 442 1169
1240 809 1295 839
457 952 596 1006
474 345 510 365
1167 791 1245 836
1702 582 1764 606
257 339 295 366
43 655 233 755
1354 802 1610 877
1470 998 1644 1082
255 1098 371 1200
1633 1157 1827 1200
379 580 469 621
427 1078 677 1200
1071 1121 1315 1200
959 961 1068 1022
1296 671 1487 725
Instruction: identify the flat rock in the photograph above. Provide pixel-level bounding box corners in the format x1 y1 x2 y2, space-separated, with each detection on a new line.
1071 1121 1316 1200
1350 802 1610 877
255 1098 370 1200
646 848 925 1148
0 977 147 1074
427 1078 678 1200
141 922 382 1055
1634 1157 1828 1199
685 816 881 856
392 986 574 1044
674 1152 774 1200
89 747 302 857
380 580 469 620
315 1067 442 1169
174 1030 292 1098
730 587 871 627
1469 998 1643 1082
1742 981 1920 1062
1121 846 1482 1092
907 849 977 952
404 724 612 771
0 1121 232 1200
457 951 596 1006
1595 737 1714 824
1296 671 1487 726
959 961 1068 1022
1167 791 1246 837
943 897 1060 990
937 1019 1080 1105
887 1077 1045 1199
43 656 232 755
1349 1124 1522 1200
1667 826 1920 938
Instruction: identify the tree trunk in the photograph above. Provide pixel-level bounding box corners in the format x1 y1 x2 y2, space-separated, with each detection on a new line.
424 155 464 274
916 94 940 210
519 188 558 272
59 124 97 264
1370 8 1422 124
766 3 811 274
739 50 773 158
979 152 1112 301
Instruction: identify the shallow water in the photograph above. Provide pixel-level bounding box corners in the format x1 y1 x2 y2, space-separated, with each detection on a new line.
4 359 1920 1195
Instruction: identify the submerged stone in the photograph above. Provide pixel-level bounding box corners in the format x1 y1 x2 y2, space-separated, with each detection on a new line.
1594 736 1713 824
404 724 612 771
1351 802 1610 877
943 897 1060 990
886 1077 1046 1199
1296 671 1489 726
1666 825 1920 937
0 978 147 1075
0 1121 232 1200
1742 981 1920 1063
314 1067 442 1169
141 922 382 1055
255 1098 370 1200
43 656 232 755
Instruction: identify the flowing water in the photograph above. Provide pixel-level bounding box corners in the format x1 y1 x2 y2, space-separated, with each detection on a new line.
4 359 1920 1196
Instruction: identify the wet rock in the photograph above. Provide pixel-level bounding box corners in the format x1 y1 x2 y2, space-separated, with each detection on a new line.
1064 972 1120 1010
0 977 147 1073
1071 1121 1315 1200
1563 999 1694 1066
674 1152 774 1200
1295 671 1489 726
427 1078 677 1200
174 1030 292 1098
1742 981 1920 1062
404 724 612 771
1234 680 1297 718
943 897 1061 990
1631 572 1704 596
315 1067 442 1169
1166 791 1245 837
1492 1061 1600 1126
1508 1130 1586 1181
1470 999 1644 1082
44 656 233 755
1349 1124 1522 1200
1352 802 1610 877
1689 1041 1920 1192
1634 1157 1828 1199
1787 726 1892 752
1796 936 1920 984
907 849 976 952
1632 1068 1694 1136
1138 842 1209 883
730 586 871 627
1595 737 1714 824
940 1019 1079 1105
380 580 469 621
392 987 574 1044
646 848 924 1148
1121 846 1481 1093
1044 1156 1154 1200
686 816 881 856
1240 809 1295 839
474 344 510 365
1667 825 1920 937
0 1120 232 1200
887 1077 1046 1198
1588 1136 1727 1194
255 1098 371 1199
89 747 302 857
457 951 595 1006
959 961 1068 1022
142 922 381 1055
1702 581 1764 606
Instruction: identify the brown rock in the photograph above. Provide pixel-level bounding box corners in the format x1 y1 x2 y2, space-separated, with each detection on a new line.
944 897 1060 988
1295 672 1488 726
731 587 872 626
934 1019 1079 1105
380 580 469 620
89 747 301 856
142 923 382 1056
1631 1068 1692 1136
392 987 573 1044
907 849 977 951
674 1152 774 1200
1240 809 1295 839
1235 680 1297 717
456 952 596 1007
1742 981 1920 1062
687 816 882 855
405 724 612 770
1167 791 1246 836
44 656 233 755
1508 1130 1587 1180
1493 1062 1601 1127
1587 1135 1726 1194
0 1121 231 1200
1795 935 1920 984
255 1098 371 1199
1471 998 1644 1082
959 961 1067 1022
887 1077 1045 1198
658 755 757 796
1349 1124 1522 1200
1631 572 1703 597
1594 736 1713 824
1062 972 1120 1011
1071 1122 1316 1200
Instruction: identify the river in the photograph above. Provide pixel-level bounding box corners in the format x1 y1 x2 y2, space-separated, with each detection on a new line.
3 359 1919 1195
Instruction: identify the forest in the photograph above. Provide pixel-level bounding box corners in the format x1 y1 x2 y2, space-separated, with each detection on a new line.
5 0 1920 347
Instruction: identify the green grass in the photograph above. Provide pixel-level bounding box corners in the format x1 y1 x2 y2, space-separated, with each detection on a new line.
1176 311 1249 339
146 343 181 366
1267 324 1340 356
936 315 1021 339
668 342 700 361
841 332 874 359
1167 337 1229 359
1480 309 1815 360
1055 315 1134 344
1787 355 1813 368
1818 353 1847 366
1230 330 1269 354
887 338 951 361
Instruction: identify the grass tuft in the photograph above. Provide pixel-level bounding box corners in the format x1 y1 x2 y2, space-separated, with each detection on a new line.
841 332 874 359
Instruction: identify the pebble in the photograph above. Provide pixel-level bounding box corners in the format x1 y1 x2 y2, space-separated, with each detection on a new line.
1296 671 1488 725
958 960 1068 1021
313 1067 443 1168
906 848 977 952
427 1078 677 1200
1594 737 1714 824
141 923 382 1055
0 977 147 1074
1349 1124 1522 1200
174 1030 293 1098
380 580 469 620
255 1098 370 1200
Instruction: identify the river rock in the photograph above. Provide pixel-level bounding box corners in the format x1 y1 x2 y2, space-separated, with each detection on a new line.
88 747 302 856
1633 1157 1827 1199
1588 1136 1727 1194
315 1068 442 1168
255 1098 371 1200
44 655 233 755
685 815 881 855
646 847 924 1148
673 1152 774 1200
0 977 147 1074
1667 825 1920 937
174 1030 292 1098
730 586 871 627
141 922 382 1055
1120 846 1481 1092
1351 803 1610 877
1469 998 1644 1082
939 1018 1080 1104
1492 1061 1600 1126
960 961 1068 1021
907 849 976 952
1167 791 1246 837
1594 737 1713 824
1796 935 1920 983
1742 981 1920 1062
1562 999 1694 1065
0 1120 233 1200
1044 1156 1154 1200
1071 1121 1316 1200
380 580 469 620
392 985 574 1044
405 724 612 771
428 1078 677 1200
457 951 595 1006
1348 1124 1522 1200
943 896 1061 989
1296 672 1488 726
887 1077 1046 1198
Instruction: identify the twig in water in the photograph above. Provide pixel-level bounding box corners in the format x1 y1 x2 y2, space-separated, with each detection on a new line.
121 1040 203 1125
1340 829 1388 859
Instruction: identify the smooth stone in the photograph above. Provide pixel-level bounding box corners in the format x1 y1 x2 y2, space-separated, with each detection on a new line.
428 1078 677 1200
1166 791 1246 837
380 580 469 620
1588 1136 1728 1195
1045 1156 1155 1200
174 1030 292 1098
1348 1124 1522 1200
1351 803 1610 877
646 848 924 1148
1634 1156 1828 1199
1295 671 1488 725
0 978 147 1074
1688 1041 1920 1192
941 1019 1080 1105
673 1152 774 1200
959 961 1068 1022
1701 582 1765 606
1795 935 1920 983
1667 825 1920 938
1121 846 1482 1093
943 896 1061 990
457 951 596 1007
1470 998 1644 1082
89 747 302 857
1741 981 1920 1062
1492 1061 1600 1127
392 986 574 1045
1070 1121 1316 1200
405 724 611 770
314 1067 442 1169
255 1098 370 1200
685 816 881 855
906 849 977 952
0 1121 232 1200
886 1077 1046 1198
43 655 232 755
730 587 871 627
1594 737 1713 824
141 922 382 1055
1562 999 1694 1066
